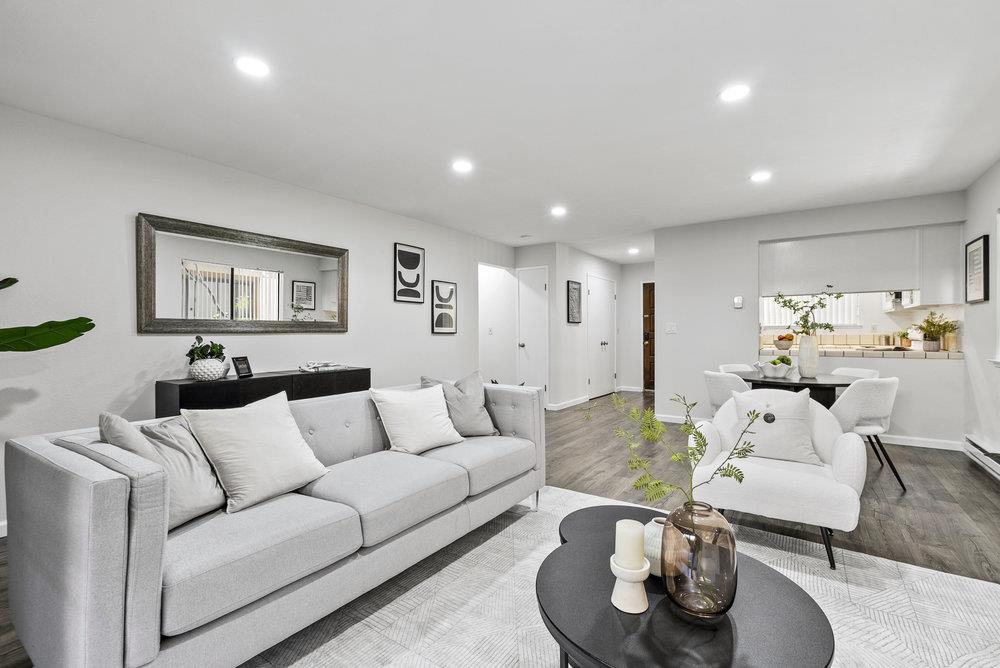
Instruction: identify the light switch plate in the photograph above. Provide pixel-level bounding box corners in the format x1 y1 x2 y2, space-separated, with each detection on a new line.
733 296 744 309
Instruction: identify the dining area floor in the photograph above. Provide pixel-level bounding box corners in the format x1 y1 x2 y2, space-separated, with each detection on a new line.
547 391 1000 584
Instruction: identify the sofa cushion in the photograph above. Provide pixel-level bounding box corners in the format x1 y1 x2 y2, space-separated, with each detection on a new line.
160 493 361 636
422 436 535 495
299 450 469 547
421 371 498 437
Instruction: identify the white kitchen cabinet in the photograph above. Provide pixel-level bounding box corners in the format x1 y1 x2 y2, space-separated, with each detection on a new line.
759 227 920 296
916 222 962 306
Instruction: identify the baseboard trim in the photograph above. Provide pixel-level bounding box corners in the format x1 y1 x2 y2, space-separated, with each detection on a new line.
0 520 7 538
615 386 644 393
655 413 685 424
880 434 963 451
546 395 590 411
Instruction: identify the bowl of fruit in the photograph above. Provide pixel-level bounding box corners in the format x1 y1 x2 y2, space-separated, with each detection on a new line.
774 333 795 350
756 355 795 378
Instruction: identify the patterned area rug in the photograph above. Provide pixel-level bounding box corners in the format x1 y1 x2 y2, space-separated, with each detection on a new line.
243 486 1000 667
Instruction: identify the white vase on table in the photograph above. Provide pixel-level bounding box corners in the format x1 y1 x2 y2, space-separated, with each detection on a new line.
798 334 819 378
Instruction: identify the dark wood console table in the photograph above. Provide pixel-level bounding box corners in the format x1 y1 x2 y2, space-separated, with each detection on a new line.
155 367 371 417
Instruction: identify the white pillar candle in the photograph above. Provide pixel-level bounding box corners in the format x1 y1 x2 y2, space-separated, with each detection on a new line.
614 519 645 570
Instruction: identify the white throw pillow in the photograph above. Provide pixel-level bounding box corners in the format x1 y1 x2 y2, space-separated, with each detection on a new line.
370 384 464 454
181 392 327 512
732 389 822 466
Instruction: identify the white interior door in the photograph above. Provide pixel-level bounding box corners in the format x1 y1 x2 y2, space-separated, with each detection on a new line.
516 266 548 400
587 275 616 398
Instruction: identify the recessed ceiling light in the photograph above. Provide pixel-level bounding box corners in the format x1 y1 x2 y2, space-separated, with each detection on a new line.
550 205 567 218
234 56 270 78
628 248 640 255
749 170 773 183
719 84 750 102
451 158 474 174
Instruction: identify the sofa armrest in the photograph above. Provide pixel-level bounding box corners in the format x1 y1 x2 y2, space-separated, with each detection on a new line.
53 437 169 667
484 384 545 482
5 436 130 668
831 432 867 496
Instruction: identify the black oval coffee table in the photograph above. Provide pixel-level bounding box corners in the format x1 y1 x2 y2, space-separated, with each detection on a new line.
536 505 835 667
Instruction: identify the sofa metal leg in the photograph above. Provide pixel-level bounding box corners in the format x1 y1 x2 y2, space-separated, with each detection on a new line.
865 436 884 466
874 436 906 492
820 526 836 569
531 490 540 512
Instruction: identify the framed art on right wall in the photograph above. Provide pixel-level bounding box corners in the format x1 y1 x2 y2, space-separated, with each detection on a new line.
567 280 582 323
966 234 989 304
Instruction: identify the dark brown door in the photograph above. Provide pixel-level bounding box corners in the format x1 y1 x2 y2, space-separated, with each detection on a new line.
642 282 654 391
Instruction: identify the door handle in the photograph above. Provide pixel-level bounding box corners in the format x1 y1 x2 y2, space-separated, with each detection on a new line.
518 343 526 348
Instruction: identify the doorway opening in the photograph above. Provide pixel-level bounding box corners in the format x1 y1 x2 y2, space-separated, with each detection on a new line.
643 282 654 391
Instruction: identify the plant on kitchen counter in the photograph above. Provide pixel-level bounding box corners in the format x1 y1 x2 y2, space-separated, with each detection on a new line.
913 312 957 342
896 329 912 347
773 290 844 335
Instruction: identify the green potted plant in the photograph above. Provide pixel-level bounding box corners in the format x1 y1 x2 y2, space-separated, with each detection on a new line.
896 329 912 348
913 312 958 353
0 276 94 352
773 290 842 378
185 335 227 381
586 394 759 621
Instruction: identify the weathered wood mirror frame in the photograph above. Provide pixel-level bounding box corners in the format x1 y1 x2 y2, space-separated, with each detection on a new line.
136 213 348 333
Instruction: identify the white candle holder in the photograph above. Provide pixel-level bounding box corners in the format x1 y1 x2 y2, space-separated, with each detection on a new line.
609 554 651 614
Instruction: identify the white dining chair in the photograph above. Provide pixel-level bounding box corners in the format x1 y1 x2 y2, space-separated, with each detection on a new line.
718 364 755 373
830 377 904 491
831 367 879 379
704 371 751 414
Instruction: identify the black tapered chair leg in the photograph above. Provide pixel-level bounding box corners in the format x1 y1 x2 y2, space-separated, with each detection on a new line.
865 435 884 466
874 435 906 492
820 527 836 569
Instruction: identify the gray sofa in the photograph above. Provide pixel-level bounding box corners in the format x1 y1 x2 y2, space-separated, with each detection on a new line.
5 384 545 668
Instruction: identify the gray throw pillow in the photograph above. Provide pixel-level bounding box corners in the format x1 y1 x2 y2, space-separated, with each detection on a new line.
421 371 499 437
99 413 226 529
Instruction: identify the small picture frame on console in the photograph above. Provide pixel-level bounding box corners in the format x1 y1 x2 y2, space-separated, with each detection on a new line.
231 356 254 378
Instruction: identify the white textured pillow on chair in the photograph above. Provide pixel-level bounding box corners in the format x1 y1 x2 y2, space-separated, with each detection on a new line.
732 389 822 466
370 384 464 454
181 392 327 512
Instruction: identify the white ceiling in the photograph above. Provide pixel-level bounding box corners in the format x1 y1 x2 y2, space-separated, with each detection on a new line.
3 1 1000 264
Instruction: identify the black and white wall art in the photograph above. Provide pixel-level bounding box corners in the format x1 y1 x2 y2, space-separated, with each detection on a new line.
291 281 316 310
567 280 582 323
431 280 457 334
966 234 989 303
394 243 425 303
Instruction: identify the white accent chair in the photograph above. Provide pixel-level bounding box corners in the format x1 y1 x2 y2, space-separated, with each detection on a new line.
693 389 866 569
718 363 755 373
831 367 879 379
704 371 750 414
830 377 904 491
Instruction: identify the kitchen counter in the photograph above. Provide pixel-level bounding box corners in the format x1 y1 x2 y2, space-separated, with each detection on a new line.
760 346 963 360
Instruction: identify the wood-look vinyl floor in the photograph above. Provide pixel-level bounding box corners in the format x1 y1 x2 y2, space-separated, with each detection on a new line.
548 392 1000 584
1 391 997 666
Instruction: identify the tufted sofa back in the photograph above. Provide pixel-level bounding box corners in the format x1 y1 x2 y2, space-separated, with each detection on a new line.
289 390 388 465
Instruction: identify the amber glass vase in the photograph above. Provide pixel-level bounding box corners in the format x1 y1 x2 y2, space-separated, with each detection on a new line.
659 501 737 622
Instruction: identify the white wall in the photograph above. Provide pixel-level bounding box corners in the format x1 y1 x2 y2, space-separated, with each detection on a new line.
654 192 968 438
477 263 517 384
0 105 513 531
515 243 622 408
964 155 1000 454
617 262 654 391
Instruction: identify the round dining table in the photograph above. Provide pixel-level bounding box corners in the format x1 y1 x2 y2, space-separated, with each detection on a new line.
731 370 853 408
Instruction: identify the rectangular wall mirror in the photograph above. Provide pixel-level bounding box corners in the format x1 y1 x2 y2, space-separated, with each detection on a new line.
137 213 348 333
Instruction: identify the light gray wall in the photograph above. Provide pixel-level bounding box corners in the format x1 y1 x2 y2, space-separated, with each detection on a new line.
0 105 513 532
617 262 654 390
654 191 967 429
477 263 517 384
964 155 1000 453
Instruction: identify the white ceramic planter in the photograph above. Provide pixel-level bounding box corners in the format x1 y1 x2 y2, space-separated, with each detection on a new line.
798 334 820 377
189 358 226 382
